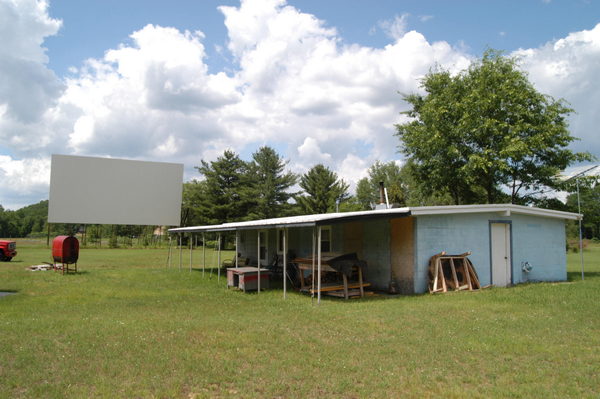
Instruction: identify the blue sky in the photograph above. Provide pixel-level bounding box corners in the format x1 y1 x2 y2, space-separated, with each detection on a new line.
44 0 600 76
1 0 600 209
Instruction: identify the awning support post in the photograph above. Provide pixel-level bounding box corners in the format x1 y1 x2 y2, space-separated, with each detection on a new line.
311 227 316 304
283 227 287 299
189 233 193 273
202 233 206 278
317 225 322 305
217 233 222 281
257 231 261 294
178 233 182 271
577 178 585 280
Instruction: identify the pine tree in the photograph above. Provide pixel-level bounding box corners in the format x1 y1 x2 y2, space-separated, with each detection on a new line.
246 146 298 219
296 164 349 214
195 150 249 224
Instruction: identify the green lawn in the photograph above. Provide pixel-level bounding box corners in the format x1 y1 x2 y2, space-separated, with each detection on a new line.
1 239 599 398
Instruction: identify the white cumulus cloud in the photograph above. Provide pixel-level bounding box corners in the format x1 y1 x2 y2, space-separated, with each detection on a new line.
514 23 600 156
0 0 63 125
0 156 50 209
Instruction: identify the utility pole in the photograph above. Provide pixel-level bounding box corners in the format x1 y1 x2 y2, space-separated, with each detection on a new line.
566 165 599 281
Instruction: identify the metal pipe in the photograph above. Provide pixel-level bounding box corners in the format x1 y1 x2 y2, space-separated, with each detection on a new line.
257 231 261 294
189 233 193 273
384 187 390 209
283 228 287 299
178 234 182 271
317 225 322 304
561 164 599 281
577 178 584 280
202 232 206 278
217 233 221 281
311 227 316 303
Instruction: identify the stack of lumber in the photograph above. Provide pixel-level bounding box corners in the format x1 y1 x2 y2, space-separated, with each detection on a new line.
428 251 481 293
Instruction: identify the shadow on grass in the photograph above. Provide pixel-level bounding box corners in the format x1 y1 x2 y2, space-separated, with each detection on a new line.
182 267 422 302
46 270 90 276
567 271 600 281
185 267 222 276
65 271 90 276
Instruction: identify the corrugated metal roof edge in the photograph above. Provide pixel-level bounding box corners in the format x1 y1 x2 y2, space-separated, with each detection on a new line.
168 204 580 234
410 203 580 220
168 207 411 233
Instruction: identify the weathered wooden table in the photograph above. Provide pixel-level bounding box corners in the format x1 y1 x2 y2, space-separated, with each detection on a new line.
293 257 370 299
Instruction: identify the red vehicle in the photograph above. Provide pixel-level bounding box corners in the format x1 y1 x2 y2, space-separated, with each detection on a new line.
0 240 17 261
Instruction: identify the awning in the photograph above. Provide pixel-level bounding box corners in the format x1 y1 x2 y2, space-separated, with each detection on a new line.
169 207 411 233
168 203 579 234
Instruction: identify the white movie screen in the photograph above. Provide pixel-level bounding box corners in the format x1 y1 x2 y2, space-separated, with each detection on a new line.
48 155 183 226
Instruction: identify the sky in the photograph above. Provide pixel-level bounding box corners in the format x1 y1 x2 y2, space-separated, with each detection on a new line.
1 0 599 210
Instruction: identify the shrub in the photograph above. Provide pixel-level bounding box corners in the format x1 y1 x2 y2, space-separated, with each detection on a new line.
108 234 119 248
567 238 589 253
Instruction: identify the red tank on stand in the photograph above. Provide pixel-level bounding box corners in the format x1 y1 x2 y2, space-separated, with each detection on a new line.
52 235 79 274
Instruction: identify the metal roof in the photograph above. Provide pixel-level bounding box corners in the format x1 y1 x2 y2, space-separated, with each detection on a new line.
409 204 580 220
169 207 411 233
168 204 580 234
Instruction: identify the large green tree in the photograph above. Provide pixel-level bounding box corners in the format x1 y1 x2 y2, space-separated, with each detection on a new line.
246 146 298 219
396 50 591 205
296 164 349 214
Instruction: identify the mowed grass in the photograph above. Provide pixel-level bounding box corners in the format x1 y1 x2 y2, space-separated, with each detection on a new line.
1 239 599 398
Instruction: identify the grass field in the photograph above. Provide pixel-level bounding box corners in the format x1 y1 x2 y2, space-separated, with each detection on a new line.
1 239 599 398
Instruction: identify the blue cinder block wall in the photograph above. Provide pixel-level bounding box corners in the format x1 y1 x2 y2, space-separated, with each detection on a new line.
510 214 567 284
414 213 568 293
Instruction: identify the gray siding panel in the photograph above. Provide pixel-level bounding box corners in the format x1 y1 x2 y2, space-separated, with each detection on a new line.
239 230 258 265
362 219 391 291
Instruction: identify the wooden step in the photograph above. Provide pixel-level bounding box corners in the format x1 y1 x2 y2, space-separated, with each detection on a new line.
303 282 371 293
324 289 374 298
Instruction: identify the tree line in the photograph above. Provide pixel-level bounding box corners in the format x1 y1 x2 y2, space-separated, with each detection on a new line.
0 202 162 245
181 146 351 227
1 50 597 239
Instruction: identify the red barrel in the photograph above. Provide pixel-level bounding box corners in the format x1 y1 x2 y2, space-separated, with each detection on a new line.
52 236 79 264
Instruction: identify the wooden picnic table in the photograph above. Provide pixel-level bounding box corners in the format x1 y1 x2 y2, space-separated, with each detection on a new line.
293 256 370 299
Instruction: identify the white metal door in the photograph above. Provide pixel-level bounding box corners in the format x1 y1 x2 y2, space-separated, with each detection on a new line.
491 223 512 286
